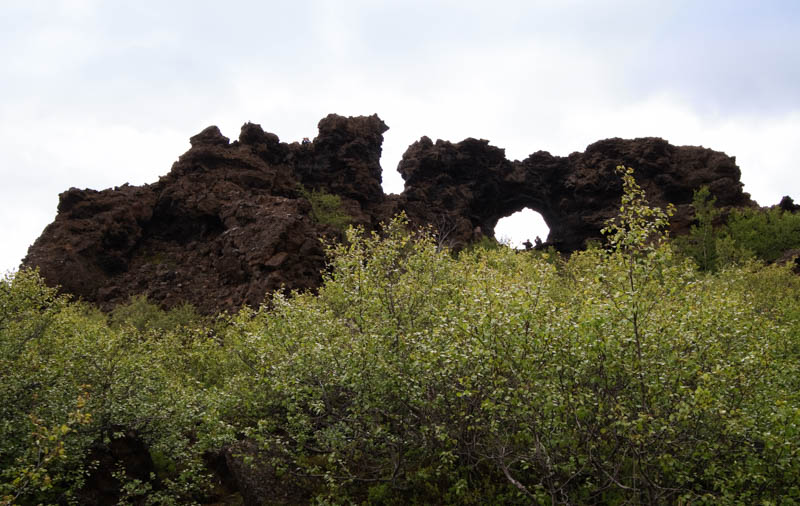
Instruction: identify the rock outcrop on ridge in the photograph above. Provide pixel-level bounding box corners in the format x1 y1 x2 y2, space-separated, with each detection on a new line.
398 135 752 252
23 114 754 312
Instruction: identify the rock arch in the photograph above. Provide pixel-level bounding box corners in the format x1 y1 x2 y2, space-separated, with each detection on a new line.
395 134 750 251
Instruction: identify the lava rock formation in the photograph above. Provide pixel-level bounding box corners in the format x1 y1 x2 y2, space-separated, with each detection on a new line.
23 114 754 312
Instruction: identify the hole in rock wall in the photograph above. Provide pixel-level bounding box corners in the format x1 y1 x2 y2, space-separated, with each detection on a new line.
494 208 550 249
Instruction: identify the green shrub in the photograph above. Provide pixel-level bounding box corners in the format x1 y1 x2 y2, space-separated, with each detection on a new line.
110 294 206 333
675 186 720 271
0 272 230 505
724 206 800 262
220 171 800 503
677 187 800 269
298 184 352 231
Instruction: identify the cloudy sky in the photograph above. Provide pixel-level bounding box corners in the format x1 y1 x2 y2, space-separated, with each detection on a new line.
2 0 799 273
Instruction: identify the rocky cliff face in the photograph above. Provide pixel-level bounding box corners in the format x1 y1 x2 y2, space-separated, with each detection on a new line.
23 115 391 313
23 114 754 312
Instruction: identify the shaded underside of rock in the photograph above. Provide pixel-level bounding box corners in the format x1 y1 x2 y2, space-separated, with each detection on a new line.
23 114 754 313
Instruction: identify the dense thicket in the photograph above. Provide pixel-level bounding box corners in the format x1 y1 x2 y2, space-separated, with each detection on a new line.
677 186 800 271
2 168 799 504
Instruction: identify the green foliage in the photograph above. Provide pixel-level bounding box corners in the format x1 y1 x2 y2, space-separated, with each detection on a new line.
110 294 206 333
2 168 800 503
601 166 675 255
725 206 800 262
218 189 800 503
676 186 720 271
0 271 232 505
298 184 352 231
677 186 800 269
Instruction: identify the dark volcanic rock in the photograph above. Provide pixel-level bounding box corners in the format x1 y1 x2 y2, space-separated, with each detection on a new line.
397 135 753 251
24 115 389 313
24 114 755 312
296 113 389 204
779 196 800 212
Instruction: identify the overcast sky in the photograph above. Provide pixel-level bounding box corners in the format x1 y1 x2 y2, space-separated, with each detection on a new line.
2 0 799 273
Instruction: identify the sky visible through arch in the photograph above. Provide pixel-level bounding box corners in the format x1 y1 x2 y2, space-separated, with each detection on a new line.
1 0 799 272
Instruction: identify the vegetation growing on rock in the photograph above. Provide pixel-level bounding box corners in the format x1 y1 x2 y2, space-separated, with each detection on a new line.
297 184 353 232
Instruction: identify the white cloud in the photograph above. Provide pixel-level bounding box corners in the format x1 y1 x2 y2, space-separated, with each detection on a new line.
0 117 188 272
709 113 800 205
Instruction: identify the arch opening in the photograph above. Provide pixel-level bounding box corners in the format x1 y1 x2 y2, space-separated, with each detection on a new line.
494 208 550 249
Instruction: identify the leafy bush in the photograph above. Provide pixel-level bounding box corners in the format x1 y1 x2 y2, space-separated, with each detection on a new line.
676 186 720 271
677 186 800 269
298 184 352 231
0 272 231 505
220 169 800 503
110 294 206 334
725 206 800 262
